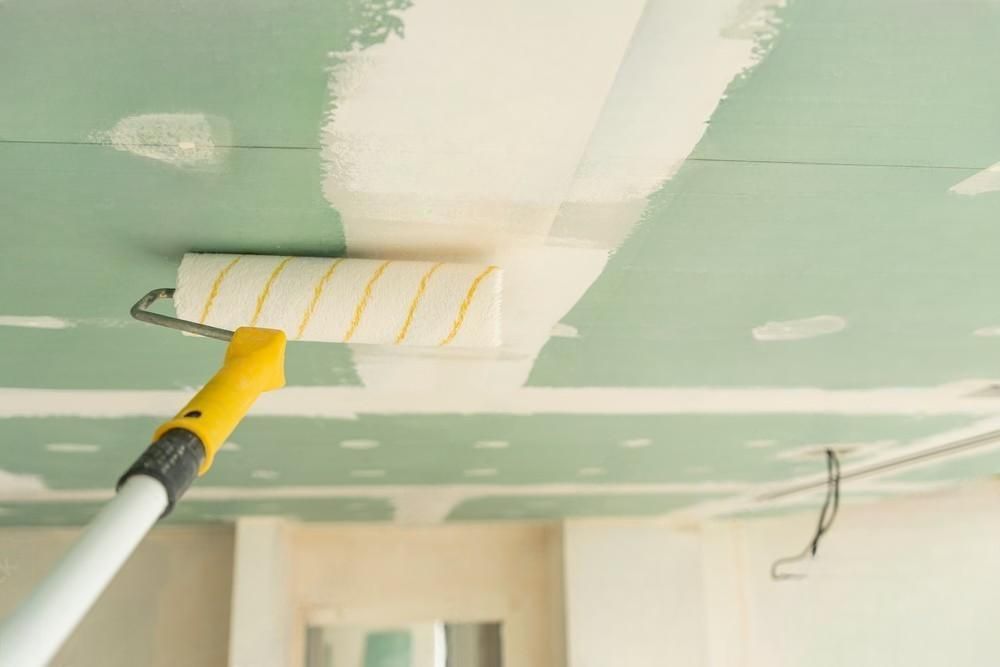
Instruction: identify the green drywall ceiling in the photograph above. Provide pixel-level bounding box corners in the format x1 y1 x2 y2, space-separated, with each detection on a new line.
0 414 972 489
0 413 978 525
2 0 1000 525
531 0 1000 388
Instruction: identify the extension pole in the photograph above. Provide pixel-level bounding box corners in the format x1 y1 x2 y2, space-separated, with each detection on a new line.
0 327 286 666
0 476 168 667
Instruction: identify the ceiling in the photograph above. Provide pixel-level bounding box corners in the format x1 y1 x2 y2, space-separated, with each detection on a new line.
2 0 1000 526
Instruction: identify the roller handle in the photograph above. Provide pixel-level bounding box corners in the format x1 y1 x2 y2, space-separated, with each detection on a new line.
154 327 286 475
118 327 286 515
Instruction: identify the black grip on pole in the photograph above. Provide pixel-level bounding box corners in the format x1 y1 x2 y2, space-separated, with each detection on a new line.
117 428 206 518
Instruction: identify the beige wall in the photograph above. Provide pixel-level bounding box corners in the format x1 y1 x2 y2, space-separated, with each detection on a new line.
290 522 567 667
703 481 1000 667
563 520 706 667
0 525 234 667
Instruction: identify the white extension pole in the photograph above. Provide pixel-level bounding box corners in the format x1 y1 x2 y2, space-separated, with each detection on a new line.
0 476 168 667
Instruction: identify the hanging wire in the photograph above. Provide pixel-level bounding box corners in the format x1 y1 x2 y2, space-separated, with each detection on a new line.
770 448 841 581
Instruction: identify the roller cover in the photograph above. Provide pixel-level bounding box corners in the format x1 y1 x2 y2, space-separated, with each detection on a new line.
175 253 502 347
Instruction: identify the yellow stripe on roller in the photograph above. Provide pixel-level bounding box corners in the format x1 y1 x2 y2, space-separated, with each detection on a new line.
344 260 392 342
395 262 444 344
295 258 345 340
440 265 497 346
199 256 242 324
249 256 294 326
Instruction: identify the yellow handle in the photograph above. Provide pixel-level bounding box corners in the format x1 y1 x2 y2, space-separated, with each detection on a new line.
154 327 286 475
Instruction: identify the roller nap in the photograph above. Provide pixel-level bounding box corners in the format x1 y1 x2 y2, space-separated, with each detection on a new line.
175 253 502 347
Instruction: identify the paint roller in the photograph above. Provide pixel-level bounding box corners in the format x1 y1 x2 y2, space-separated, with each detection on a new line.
0 253 503 667
175 253 502 347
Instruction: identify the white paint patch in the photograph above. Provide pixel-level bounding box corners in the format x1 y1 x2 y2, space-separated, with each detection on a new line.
560 0 785 207
322 0 786 390
551 323 580 339
752 315 847 342
578 467 606 477
473 440 509 450
221 441 241 452
340 439 380 450
0 468 48 494
620 438 652 449
745 439 777 448
350 469 386 478
94 113 229 167
9 381 1000 418
45 443 100 454
974 326 1000 337
322 0 648 246
949 162 1000 196
0 316 73 330
463 468 498 478
251 469 280 480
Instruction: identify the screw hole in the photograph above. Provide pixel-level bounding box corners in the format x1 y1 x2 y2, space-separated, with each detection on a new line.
184 410 202 418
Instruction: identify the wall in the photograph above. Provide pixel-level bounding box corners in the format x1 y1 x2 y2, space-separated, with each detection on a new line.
561 481 1000 667
563 520 706 667
703 480 1000 667
7 483 1000 667
291 522 566 667
0 525 234 667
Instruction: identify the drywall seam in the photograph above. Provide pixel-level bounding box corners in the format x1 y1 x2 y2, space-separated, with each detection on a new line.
3 381 1000 418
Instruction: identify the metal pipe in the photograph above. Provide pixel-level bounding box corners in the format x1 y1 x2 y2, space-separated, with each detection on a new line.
757 428 1000 502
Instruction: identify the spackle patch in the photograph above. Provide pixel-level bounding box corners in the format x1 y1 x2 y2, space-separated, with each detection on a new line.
340 439 380 450
974 326 1000 337
950 162 1000 196
551 323 580 339
619 437 651 448
473 440 509 449
752 315 846 342
577 467 606 477
0 468 47 493
94 113 229 167
251 469 279 480
0 316 73 330
221 442 241 452
463 468 498 477
45 443 99 454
